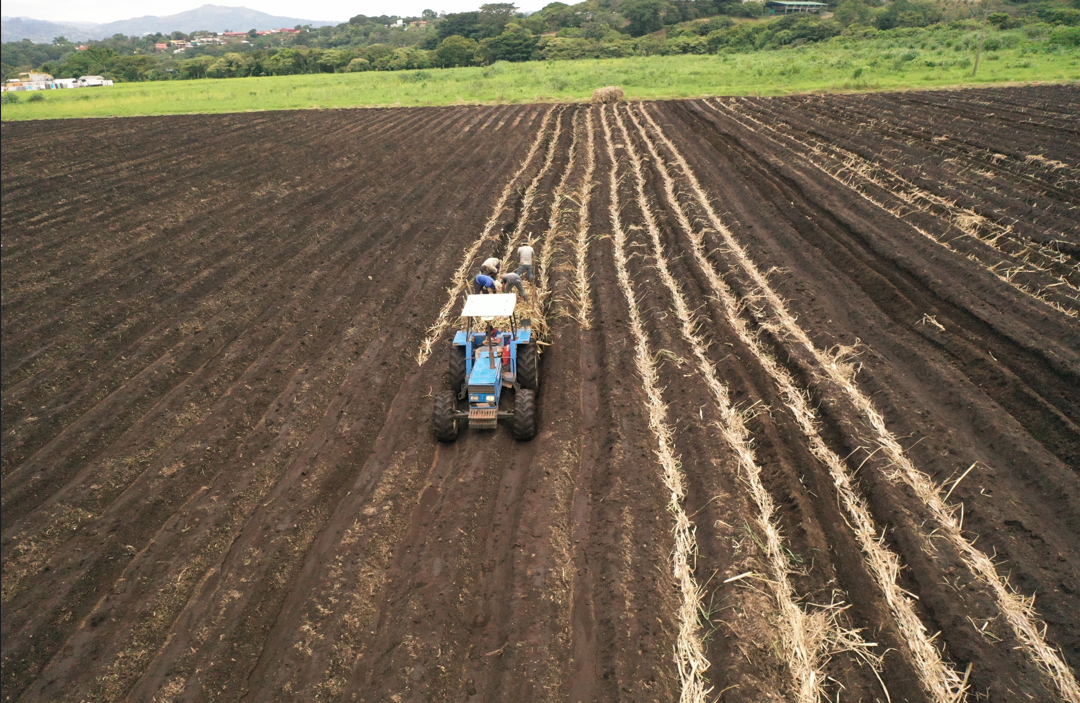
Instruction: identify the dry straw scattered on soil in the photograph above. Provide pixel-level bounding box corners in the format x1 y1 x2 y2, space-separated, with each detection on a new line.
600 105 711 703
416 106 555 365
618 104 887 703
571 108 598 329
709 99 1078 320
645 101 1080 703
631 103 968 703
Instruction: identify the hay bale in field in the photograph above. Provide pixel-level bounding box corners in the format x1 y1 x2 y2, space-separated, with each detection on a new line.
591 86 624 104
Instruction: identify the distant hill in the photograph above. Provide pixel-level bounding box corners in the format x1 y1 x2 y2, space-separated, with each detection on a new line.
1 5 339 43
1 17 97 43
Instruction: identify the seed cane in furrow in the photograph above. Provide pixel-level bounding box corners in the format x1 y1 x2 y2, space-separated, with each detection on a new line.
706 99 1079 319
571 108 598 330
523 106 581 345
626 103 970 703
599 105 711 703
498 105 568 276
614 104 883 703
728 97 1076 285
639 102 1080 703
416 105 556 365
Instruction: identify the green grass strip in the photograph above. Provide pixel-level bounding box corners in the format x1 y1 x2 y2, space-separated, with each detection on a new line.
3 35 1077 120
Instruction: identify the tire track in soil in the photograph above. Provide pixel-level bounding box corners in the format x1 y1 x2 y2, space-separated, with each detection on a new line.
0 104 540 703
236 103 578 703
0 108 442 462
2 86 1078 703
0 106 483 495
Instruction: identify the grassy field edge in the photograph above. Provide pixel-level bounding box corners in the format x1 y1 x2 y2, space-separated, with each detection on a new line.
3 41 1077 121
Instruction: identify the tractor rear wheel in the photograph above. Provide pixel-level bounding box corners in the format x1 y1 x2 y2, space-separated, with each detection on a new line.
449 346 467 397
433 390 459 442
513 388 536 441
517 343 538 391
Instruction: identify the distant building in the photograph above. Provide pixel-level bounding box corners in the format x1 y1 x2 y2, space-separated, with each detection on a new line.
765 0 828 13
75 76 114 87
274 28 301 34
1 73 111 92
2 72 53 91
155 42 169 51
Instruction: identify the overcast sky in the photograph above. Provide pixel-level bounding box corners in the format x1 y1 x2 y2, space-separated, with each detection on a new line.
6 0 549 24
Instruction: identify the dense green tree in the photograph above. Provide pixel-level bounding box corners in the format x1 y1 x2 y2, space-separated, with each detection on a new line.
835 0 875 26
479 3 519 35
621 0 674 35
530 2 585 32
435 34 480 66
875 0 942 29
318 48 354 71
439 11 483 39
361 43 396 64
179 54 214 78
478 22 538 61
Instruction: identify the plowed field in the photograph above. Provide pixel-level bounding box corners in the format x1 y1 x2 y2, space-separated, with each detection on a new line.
2 85 1078 703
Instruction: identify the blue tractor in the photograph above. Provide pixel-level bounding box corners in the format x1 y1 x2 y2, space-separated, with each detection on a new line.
432 293 538 442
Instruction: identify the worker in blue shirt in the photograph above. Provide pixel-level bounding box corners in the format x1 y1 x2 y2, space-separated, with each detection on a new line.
474 273 496 294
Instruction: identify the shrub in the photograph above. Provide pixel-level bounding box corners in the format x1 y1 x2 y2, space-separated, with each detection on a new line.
27 92 44 102
598 40 636 58
1 92 20 104
1049 25 1080 46
346 58 371 72
666 35 710 54
725 1 766 17
1038 8 1080 26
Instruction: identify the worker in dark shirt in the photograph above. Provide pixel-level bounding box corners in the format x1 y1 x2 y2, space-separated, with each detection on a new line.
500 272 527 301
474 273 496 294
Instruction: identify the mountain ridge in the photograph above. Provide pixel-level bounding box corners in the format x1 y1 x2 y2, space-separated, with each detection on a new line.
2 4 340 43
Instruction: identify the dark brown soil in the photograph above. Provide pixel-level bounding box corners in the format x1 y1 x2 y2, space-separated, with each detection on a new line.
2 85 1077 703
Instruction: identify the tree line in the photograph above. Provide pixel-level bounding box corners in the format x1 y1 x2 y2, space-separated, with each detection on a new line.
2 0 1077 82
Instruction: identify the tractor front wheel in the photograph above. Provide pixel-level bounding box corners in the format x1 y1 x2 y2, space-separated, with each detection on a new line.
513 388 537 441
517 343 538 391
433 390 459 442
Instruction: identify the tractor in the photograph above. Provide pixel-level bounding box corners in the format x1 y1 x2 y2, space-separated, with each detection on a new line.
432 293 538 442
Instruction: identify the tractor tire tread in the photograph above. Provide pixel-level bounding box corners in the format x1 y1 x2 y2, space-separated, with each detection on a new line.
449 346 467 396
513 388 536 441
433 390 459 442
517 343 538 391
